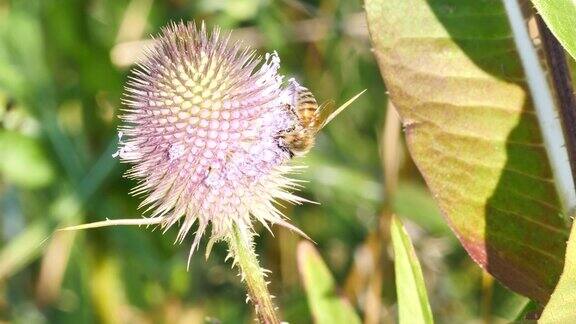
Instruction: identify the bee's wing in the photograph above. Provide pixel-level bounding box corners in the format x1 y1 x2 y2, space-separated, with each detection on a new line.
315 99 335 129
317 89 367 131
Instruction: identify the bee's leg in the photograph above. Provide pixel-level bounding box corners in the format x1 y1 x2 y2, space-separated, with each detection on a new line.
274 134 293 158
274 134 287 150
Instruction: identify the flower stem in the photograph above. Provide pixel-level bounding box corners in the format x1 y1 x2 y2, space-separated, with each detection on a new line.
227 224 280 324
536 15 576 191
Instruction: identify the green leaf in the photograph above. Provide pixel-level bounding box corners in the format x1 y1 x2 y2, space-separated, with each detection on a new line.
531 0 576 61
540 222 576 323
297 241 361 324
391 215 434 324
0 10 48 99
0 131 55 188
365 0 568 303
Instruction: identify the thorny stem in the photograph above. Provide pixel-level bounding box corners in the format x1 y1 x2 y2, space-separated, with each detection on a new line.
227 224 280 324
536 15 576 191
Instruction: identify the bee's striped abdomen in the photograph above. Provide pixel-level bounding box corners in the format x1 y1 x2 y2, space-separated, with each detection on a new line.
296 88 317 106
295 88 319 128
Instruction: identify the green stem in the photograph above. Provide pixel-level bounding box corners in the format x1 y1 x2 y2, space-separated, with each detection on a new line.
227 224 280 324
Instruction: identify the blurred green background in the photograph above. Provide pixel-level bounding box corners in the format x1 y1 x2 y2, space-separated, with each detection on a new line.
0 0 527 323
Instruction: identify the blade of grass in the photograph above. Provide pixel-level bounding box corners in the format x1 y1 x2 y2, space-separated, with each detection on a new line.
297 241 361 324
390 215 433 324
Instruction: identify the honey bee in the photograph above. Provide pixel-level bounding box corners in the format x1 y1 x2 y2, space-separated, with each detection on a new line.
279 86 320 157
278 84 366 157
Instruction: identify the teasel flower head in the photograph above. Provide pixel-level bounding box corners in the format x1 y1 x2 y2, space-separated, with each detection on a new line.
116 21 308 262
